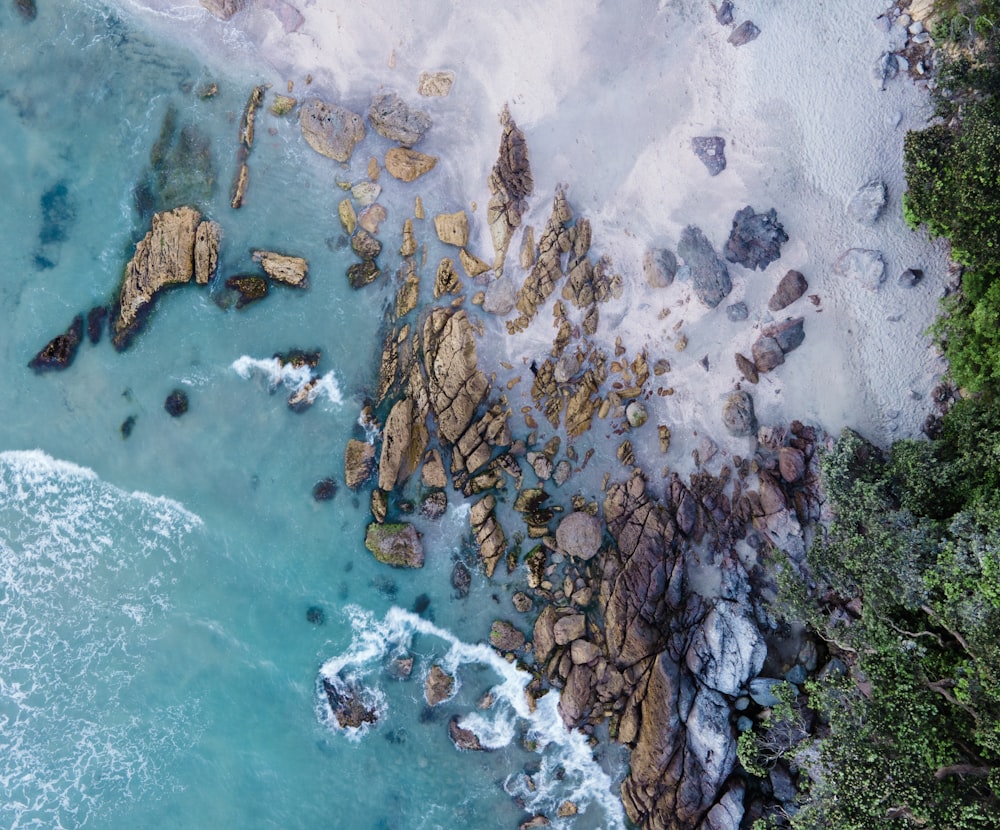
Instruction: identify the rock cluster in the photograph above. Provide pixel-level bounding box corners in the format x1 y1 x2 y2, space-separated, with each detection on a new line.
751 317 806 374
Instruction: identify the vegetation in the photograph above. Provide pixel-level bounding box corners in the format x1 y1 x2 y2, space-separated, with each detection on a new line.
758 407 1000 829
903 1 1000 392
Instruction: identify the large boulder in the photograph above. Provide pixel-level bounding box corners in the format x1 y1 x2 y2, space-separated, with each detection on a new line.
678 225 731 308
685 600 766 696
368 91 431 146
364 522 425 568
722 391 756 437
424 664 454 706
847 180 886 225
345 439 376 490
724 206 787 271
489 619 526 651
299 99 365 162
113 206 205 349
555 511 603 560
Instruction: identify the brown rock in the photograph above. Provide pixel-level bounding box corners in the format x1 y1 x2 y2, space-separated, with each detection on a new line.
29 314 84 372
752 336 785 372
434 258 461 297
345 439 376 490
400 218 417 257
735 352 759 384
422 308 488 444
385 147 438 182
194 221 220 285
555 511 603 560
448 716 488 751
421 449 448 489
553 613 586 645
459 248 491 277
417 70 455 97
487 105 533 273
379 398 414 491
252 250 308 287
200 0 245 20
768 269 808 311
299 99 365 162
434 211 469 247
424 664 454 706
778 446 806 483
489 619 526 651
570 639 601 665
113 206 202 350
230 162 249 209
358 204 387 235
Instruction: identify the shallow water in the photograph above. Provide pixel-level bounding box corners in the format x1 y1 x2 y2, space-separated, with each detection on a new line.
0 3 625 828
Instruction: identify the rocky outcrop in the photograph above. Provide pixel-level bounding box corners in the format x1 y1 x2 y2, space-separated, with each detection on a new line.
489 619 525 651
29 314 84 372
449 716 487 751
724 206 787 271
768 269 808 311
422 308 488 444
434 211 469 247
385 147 437 182
252 250 308 287
692 136 726 176
488 106 533 273
425 664 454 706
471 494 506 577
194 221 220 285
322 677 378 729
113 206 211 349
226 275 269 308
299 99 365 162
678 225 731 308
368 91 431 147
364 522 425 568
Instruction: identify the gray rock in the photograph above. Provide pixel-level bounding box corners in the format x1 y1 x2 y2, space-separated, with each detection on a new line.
300 99 365 162
818 657 848 682
724 206 788 271
766 317 805 354
847 180 887 225
784 664 808 685
700 783 745 830
899 267 924 287
678 225 732 308
692 136 727 176
685 600 766 696
736 715 754 732
489 619 526 651
748 677 786 707
368 91 432 147
722 391 756 437
872 52 899 89
833 248 885 291
769 765 797 804
644 247 678 287
726 301 749 322
768 269 808 311
715 0 734 25
483 274 518 314
553 613 587 645
556 511 603 560
734 696 750 711
728 20 760 46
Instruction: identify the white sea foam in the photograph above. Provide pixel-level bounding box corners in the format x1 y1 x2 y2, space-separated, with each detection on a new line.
319 605 626 829
0 450 203 829
231 355 344 406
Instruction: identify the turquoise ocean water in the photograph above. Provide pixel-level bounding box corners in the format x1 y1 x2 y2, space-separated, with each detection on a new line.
0 3 625 828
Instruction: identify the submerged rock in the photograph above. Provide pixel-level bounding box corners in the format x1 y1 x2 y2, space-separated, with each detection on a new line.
345 439 376 489
312 478 338 501
724 206 787 271
678 225 731 308
368 91 431 146
164 389 189 417
692 136 727 176
226 275 269 308
299 99 365 162
364 522 425 568
29 314 84 372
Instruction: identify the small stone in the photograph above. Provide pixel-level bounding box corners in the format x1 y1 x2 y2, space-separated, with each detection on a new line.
692 136 727 176
425 664 454 706
338 199 357 234
726 302 749 322
164 389 189 417
512 592 533 613
644 247 678 287
728 20 760 46
768 269 809 311
352 181 381 206
459 249 491 277
736 353 759 384
269 94 296 116
752 336 784 372
417 70 455 97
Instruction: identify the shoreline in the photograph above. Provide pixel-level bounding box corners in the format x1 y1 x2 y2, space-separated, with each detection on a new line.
90 1 956 827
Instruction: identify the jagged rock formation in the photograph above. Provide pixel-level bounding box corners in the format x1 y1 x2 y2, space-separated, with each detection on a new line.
29 314 84 372
678 225 731 308
488 106 533 273
724 206 787 271
113 206 219 349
